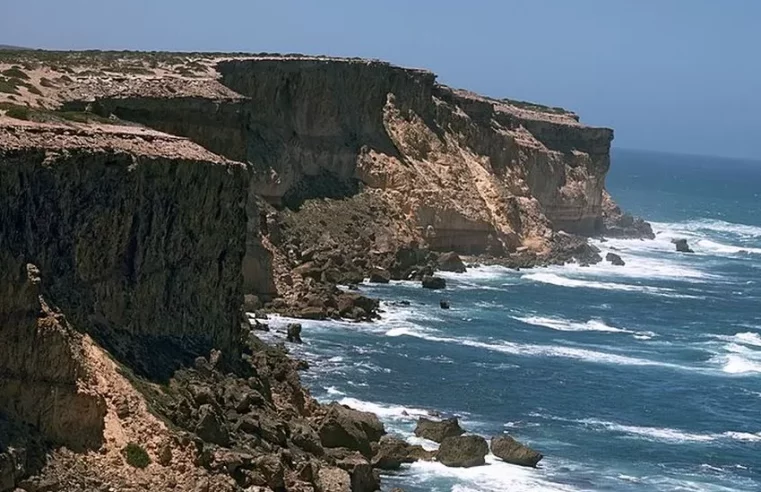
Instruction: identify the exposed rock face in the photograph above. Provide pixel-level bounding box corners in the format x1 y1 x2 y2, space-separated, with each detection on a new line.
414 417 465 443
317 403 385 457
606 252 625 266
674 238 695 253
0 125 248 379
0 256 105 452
421 276 446 290
490 435 543 467
437 435 489 468
438 252 467 273
601 191 655 239
371 435 434 470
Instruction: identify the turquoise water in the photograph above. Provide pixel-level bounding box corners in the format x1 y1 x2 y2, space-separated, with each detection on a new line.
266 149 761 491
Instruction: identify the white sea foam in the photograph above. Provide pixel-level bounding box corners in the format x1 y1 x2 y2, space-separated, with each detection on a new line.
386 327 687 370
406 455 579 492
325 386 345 396
521 272 701 298
336 397 430 421
718 354 761 374
513 315 631 333
578 418 761 443
654 219 761 238
733 332 761 347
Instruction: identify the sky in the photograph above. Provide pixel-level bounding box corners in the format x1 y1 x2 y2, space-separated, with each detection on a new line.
2 0 760 160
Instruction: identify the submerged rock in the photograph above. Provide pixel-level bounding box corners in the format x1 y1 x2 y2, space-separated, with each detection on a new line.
673 238 694 253
286 323 303 343
438 252 467 273
368 268 391 283
437 435 488 468
421 275 446 290
414 417 464 443
605 252 625 266
439 299 450 309
490 435 543 467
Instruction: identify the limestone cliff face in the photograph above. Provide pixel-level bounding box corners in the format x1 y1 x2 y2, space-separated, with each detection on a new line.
52 55 618 284
0 254 105 451
214 58 613 253
0 124 248 379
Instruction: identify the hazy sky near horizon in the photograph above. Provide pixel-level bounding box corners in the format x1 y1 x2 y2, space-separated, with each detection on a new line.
3 1 760 160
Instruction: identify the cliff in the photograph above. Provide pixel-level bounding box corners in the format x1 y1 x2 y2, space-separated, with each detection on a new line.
0 50 648 491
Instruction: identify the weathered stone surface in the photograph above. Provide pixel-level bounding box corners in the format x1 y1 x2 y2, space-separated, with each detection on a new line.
438 252 467 273
318 403 385 457
317 466 351 492
414 417 464 443
490 435 543 467
673 238 695 253
368 268 391 284
605 252 625 266
287 323 303 343
0 140 248 380
437 435 489 468
421 276 446 290
371 435 433 470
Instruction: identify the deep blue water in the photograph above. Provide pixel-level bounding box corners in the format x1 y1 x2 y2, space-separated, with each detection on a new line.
263 149 761 491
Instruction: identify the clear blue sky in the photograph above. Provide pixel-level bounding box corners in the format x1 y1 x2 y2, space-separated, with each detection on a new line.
3 1 760 160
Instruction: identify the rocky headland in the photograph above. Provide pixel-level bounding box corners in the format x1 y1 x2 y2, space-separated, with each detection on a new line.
0 50 652 491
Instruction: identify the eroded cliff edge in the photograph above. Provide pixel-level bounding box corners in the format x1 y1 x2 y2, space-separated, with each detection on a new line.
0 51 652 491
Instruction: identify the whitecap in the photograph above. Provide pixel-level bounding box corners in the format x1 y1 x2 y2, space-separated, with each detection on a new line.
387 328 689 371
521 272 701 298
718 354 761 374
336 397 429 421
578 419 716 442
733 332 761 347
657 218 761 238
407 455 580 492
513 315 632 333
325 386 344 396
578 418 761 444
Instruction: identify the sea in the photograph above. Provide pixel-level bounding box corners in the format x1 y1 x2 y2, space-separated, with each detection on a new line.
261 149 761 491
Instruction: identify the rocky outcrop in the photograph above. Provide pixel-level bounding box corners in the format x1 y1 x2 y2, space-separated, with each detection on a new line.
601 191 655 239
437 435 489 468
673 238 694 253
0 123 248 379
437 252 467 273
0 256 105 452
491 435 543 467
421 276 446 290
371 435 435 470
317 403 386 457
413 417 465 443
606 252 625 266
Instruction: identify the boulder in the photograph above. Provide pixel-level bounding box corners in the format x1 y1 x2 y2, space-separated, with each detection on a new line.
334 453 379 492
605 252 625 266
673 238 694 253
438 252 467 273
295 306 325 320
371 435 435 470
243 294 262 313
490 435 543 467
413 417 464 443
368 268 391 284
421 275 446 290
336 293 379 320
286 323 303 343
439 299 450 309
437 435 488 468
318 403 385 457
195 404 229 446
317 467 351 492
